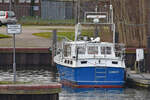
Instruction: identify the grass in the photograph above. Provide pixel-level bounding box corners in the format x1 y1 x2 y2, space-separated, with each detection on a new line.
0 34 11 38
33 31 94 41
33 25 111 42
40 27 75 31
33 32 74 40
39 27 99 32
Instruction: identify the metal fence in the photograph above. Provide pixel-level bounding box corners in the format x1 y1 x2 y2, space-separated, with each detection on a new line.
0 4 39 18
0 1 76 24
41 1 74 20
0 0 107 24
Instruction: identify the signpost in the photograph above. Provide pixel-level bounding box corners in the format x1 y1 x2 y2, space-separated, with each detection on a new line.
7 24 22 82
136 48 144 61
136 48 144 72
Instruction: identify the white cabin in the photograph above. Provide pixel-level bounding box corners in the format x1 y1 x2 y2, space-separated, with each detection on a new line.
54 40 125 68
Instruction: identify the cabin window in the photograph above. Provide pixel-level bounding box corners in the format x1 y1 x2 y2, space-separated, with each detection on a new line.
101 46 112 55
76 46 85 54
88 46 98 54
64 45 71 57
106 47 111 54
0 12 5 16
101 47 105 54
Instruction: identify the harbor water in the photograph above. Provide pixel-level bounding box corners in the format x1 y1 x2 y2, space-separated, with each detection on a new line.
0 66 149 100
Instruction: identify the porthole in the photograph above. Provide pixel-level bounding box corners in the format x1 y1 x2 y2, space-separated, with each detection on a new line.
81 61 87 64
112 61 118 64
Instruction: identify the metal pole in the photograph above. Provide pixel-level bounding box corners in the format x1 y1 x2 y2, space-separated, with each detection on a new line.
31 0 35 16
9 0 12 11
13 34 16 82
78 0 80 23
94 6 99 38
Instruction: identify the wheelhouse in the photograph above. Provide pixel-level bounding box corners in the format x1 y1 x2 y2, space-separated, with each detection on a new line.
62 41 124 60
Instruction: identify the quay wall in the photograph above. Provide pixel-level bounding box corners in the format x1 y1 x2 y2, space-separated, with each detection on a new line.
0 84 61 100
0 48 147 69
0 48 51 66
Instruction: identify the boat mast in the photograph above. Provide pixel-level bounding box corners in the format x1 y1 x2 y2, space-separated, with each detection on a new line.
110 4 116 44
75 0 81 41
94 5 99 38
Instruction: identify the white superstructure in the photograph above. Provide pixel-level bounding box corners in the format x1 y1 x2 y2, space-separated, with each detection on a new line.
54 40 125 68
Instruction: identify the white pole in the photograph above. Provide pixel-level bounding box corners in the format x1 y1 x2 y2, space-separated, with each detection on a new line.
113 24 115 44
13 34 16 82
110 5 115 44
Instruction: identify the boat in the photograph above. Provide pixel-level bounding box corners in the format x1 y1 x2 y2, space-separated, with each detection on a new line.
54 4 126 88
126 69 150 88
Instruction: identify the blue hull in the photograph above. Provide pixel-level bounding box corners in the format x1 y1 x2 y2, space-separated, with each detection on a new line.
57 64 125 88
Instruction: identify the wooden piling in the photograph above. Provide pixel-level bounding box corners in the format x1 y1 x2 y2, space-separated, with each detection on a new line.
146 37 150 72
111 0 147 47
51 29 57 67
145 0 150 72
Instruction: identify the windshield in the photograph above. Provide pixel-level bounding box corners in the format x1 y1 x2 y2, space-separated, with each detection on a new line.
8 11 15 17
101 46 112 55
88 46 98 54
76 46 85 55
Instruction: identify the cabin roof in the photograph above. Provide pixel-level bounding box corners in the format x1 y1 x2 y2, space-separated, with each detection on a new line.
65 41 114 46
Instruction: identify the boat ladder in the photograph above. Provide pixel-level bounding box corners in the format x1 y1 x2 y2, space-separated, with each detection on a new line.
95 67 107 81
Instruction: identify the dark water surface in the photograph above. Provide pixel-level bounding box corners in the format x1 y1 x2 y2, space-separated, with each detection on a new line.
0 66 149 100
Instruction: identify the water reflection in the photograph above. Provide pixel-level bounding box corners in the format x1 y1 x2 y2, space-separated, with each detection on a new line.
0 66 149 100
60 86 150 100
60 86 123 100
